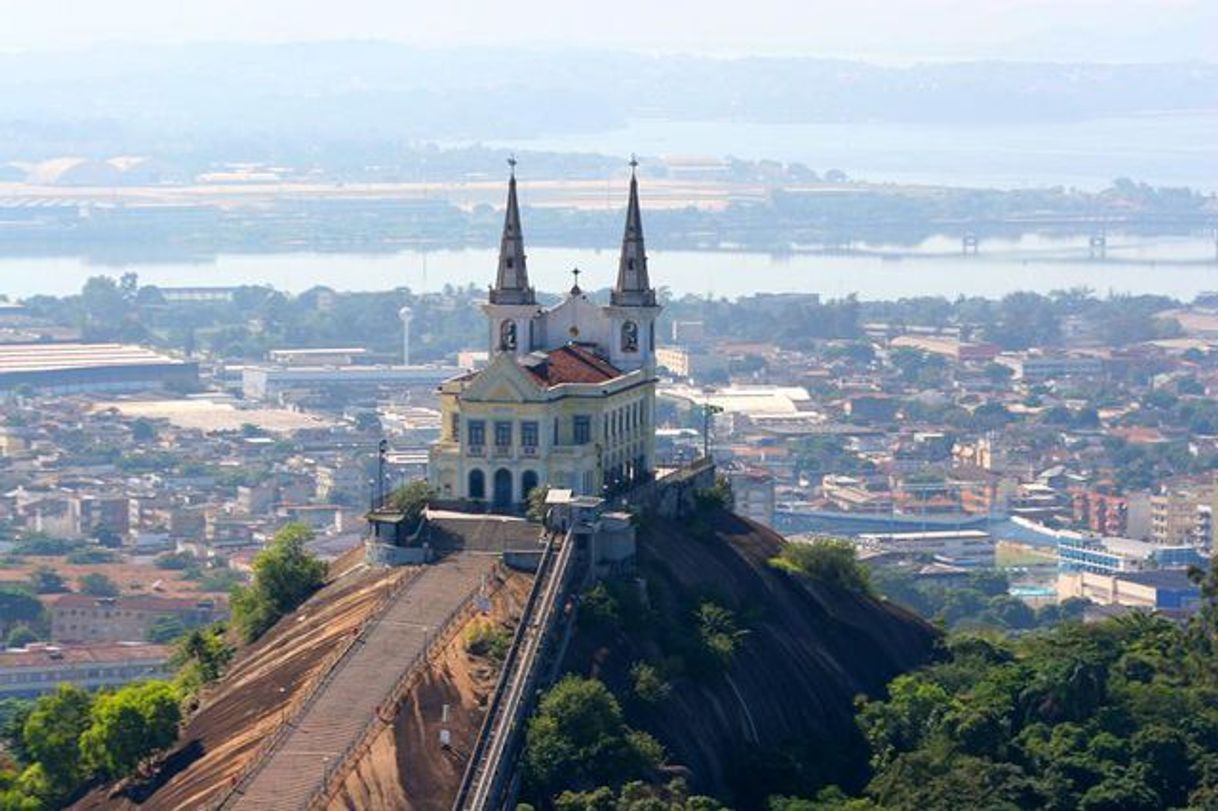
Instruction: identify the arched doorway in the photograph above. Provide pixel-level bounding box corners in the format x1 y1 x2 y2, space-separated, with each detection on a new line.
468 469 485 501
521 470 540 500
493 468 513 511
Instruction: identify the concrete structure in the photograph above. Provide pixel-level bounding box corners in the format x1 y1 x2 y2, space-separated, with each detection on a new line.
854 529 995 567
1057 535 1203 574
429 163 660 509
267 348 369 366
0 343 198 394
1057 570 1201 615
0 642 172 699
1072 491 1129 536
49 594 223 643
726 462 776 527
996 352 1105 382
1151 479 1218 548
890 335 999 362
399 306 413 365
241 364 463 401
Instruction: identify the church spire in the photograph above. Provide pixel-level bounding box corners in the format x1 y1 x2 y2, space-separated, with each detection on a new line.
490 157 535 305
612 156 655 307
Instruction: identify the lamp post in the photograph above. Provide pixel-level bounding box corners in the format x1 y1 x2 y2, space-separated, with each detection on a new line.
701 400 723 460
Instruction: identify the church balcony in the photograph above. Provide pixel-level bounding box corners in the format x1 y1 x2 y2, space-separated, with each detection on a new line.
521 445 539 458
493 445 513 458
467 445 485 458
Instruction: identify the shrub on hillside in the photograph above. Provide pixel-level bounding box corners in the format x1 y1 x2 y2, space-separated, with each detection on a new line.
230 523 326 643
464 620 513 662
772 539 871 594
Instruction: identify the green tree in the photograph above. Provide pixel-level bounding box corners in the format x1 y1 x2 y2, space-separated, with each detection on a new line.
0 587 45 635
385 480 435 521
230 523 326 642
525 676 662 796
146 615 188 644
22 684 93 795
78 573 119 597
772 540 871 593
27 567 68 595
526 484 551 523
5 625 39 648
695 601 748 666
80 681 181 779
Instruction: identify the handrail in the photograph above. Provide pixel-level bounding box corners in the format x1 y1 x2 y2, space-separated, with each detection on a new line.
451 535 557 811
301 569 498 810
453 529 578 811
212 567 425 810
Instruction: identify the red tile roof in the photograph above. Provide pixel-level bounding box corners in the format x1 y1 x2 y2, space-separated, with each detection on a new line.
524 344 624 386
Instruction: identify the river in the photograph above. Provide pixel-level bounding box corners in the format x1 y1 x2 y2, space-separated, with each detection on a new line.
2 232 1215 301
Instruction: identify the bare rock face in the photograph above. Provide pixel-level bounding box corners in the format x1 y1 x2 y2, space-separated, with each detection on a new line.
564 511 939 808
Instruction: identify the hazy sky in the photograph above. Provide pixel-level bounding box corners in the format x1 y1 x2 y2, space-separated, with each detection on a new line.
6 0 1216 62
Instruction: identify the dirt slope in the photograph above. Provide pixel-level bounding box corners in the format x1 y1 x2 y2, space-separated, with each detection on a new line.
74 564 414 810
327 572 532 811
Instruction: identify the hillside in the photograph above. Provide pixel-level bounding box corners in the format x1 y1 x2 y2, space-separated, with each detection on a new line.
73 511 935 810
557 510 939 807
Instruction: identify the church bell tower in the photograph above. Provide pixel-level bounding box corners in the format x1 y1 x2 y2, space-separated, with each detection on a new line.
483 158 539 358
605 158 661 372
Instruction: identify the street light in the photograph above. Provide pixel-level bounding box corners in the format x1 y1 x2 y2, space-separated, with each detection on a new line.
701 400 723 460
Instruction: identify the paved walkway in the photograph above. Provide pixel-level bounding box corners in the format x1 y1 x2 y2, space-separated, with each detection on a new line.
233 554 495 810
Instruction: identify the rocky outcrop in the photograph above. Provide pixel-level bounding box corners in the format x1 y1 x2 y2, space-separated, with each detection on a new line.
564 511 939 808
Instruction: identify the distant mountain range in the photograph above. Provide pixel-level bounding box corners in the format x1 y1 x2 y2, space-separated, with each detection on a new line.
2 43 1216 163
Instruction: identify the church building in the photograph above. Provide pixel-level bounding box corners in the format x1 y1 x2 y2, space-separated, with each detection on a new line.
428 161 661 510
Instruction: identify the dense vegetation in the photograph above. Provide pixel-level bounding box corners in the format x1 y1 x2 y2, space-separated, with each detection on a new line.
230 522 327 643
870 567 1086 633
769 563 1218 810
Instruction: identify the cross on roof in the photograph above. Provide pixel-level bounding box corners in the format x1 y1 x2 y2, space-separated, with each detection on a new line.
507 154 517 174
570 267 582 294
629 153 639 173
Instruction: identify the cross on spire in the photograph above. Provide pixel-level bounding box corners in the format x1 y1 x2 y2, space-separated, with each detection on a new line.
489 159 534 305
570 267 582 295
507 154 517 176
612 156 654 307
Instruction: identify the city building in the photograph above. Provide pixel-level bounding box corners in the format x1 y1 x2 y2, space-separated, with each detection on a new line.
1150 479 1218 549
995 352 1105 382
1057 570 1201 616
725 462 776 527
0 343 198 394
853 529 995 567
0 643 172 699
428 163 661 509
241 364 463 402
1072 491 1129 536
1057 535 1203 574
890 335 999 362
49 594 224 643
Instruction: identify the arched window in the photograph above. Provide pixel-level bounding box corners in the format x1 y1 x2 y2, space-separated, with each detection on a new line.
621 320 638 352
500 320 517 351
522 470 540 499
468 469 485 500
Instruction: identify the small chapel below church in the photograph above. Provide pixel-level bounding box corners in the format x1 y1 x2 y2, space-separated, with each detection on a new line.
427 161 661 511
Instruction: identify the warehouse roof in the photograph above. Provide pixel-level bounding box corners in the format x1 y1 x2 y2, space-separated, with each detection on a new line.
0 343 186 374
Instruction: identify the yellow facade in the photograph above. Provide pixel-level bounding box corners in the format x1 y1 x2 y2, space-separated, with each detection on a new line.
429 352 656 506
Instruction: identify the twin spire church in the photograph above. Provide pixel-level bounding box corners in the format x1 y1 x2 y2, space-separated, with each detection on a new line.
428 162 662 510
